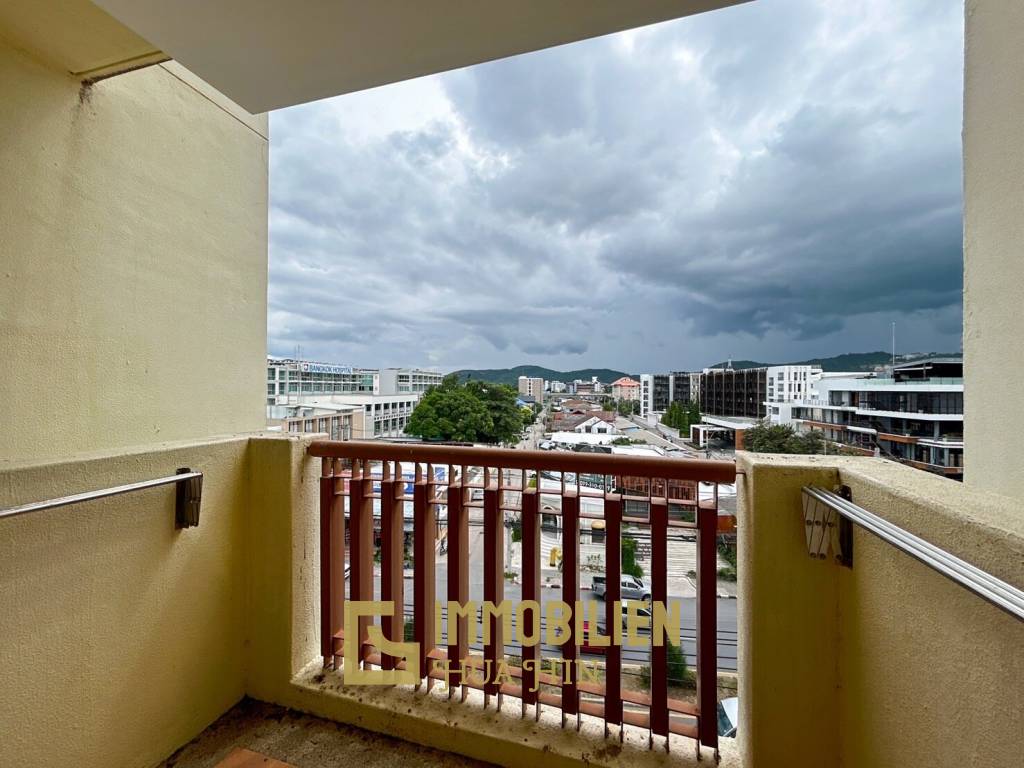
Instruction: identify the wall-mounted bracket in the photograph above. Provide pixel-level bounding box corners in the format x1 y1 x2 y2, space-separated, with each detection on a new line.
175 467 203 528
802 485 853 567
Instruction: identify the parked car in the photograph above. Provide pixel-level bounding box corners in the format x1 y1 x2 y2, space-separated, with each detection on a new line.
591 574 651 602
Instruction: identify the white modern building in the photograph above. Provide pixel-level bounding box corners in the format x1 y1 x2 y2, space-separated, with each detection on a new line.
790 359 964 478
267 358 441 405
377 367 444 395
266 358 440 437
763 365 824 424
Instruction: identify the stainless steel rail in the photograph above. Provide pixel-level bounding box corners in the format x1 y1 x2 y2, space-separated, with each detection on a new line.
803 486 1024 622
0 468 203 528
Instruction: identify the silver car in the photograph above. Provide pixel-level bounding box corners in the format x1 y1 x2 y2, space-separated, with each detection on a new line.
592 574 651 602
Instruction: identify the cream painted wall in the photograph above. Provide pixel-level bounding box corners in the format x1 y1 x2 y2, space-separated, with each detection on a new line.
0 38 268 463
0 437 250 768
737 453 1024 768
963 1 1024 497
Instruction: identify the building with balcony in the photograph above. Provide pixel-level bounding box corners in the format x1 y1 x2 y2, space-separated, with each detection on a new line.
763 365 823 423
640 371 702 419
791 359 965 478
1 3 1022 768
700 367 768 421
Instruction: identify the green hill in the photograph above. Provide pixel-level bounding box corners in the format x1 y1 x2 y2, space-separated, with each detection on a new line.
453 365 632 386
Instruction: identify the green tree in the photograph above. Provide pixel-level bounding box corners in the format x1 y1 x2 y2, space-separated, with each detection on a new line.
661 401 690 431
743 420 825 454
687 400 701 427
622 535 643 579
406 375 526 444
640 640 692 689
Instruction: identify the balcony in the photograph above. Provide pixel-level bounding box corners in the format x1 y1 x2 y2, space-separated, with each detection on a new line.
1 435 1020 768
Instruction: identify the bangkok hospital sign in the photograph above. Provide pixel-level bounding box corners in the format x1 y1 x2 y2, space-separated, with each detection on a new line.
344 598 679 687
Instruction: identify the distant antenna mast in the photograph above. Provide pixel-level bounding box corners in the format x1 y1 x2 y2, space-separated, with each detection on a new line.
891 322 896 369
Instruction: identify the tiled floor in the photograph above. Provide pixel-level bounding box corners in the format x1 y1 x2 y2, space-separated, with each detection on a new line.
161 699 493 768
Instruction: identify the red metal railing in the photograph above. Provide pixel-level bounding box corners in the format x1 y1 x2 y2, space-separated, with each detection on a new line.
310 440 734 756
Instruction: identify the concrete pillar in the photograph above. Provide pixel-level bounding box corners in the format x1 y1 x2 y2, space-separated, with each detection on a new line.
963 0 1024 497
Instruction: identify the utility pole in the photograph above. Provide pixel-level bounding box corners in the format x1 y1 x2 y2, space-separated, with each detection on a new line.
891 322 896 369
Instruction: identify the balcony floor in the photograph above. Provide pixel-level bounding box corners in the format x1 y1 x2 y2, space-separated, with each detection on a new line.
161 698 493 768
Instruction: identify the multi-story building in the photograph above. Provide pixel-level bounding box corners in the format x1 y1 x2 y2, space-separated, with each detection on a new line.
266 359 374 404
329 393 421 438
517 376 545 404
639 371 699 418
610 376 640 401
377 367 444 395
689 372 702 406
700 366 768 420
670 371 696 406
267 358 436 437
267 403 363 441
763 365 824 423
549 380 567 393
639 373 671 418
266 358 441 405
791 359 964 478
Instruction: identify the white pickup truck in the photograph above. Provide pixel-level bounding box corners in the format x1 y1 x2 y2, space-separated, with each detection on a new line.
591 574 651 602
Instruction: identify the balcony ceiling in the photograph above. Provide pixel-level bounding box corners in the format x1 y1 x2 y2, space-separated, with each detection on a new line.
0 0 162 77
89 0 748 113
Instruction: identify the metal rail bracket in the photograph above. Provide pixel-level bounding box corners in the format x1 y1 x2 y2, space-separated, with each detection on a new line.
175 467 203 528
802 484 852 566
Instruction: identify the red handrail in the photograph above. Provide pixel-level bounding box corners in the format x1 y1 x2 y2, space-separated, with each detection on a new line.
310 440 732 757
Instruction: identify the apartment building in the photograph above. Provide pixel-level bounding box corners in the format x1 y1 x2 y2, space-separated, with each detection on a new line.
610 376 640 401
763 365 824 423
700 366 768 420
639 373 668 418
517 375 545 404
639 371 699 418
791 359 964 478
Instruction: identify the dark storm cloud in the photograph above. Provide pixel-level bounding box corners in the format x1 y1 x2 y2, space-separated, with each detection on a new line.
269 0 964 370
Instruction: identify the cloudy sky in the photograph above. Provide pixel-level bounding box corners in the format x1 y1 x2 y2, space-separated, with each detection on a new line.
268 0 964 373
